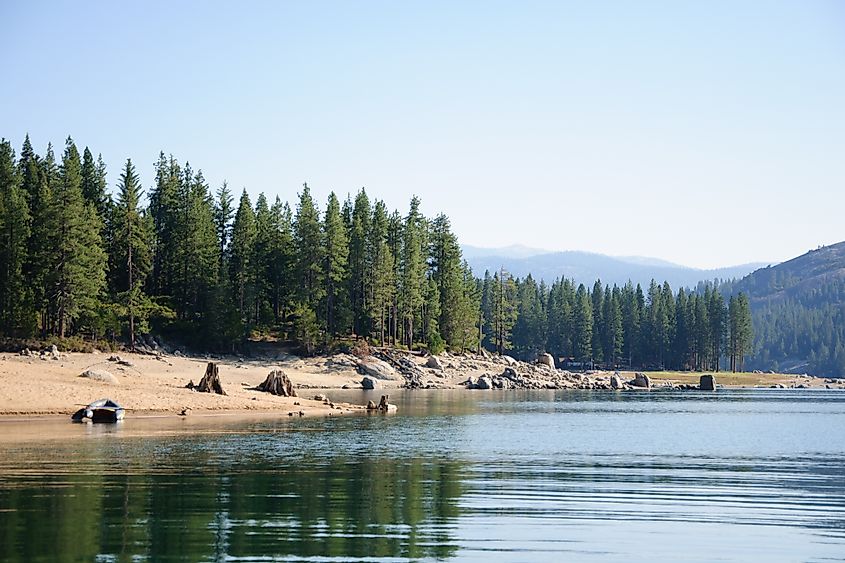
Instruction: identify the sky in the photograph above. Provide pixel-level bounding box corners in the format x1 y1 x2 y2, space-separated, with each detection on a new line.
1 0 843 269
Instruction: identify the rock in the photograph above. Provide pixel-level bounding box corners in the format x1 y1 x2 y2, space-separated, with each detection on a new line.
632 372 651 388
425 355 444 370
502 355 518 366
20 348 32 357
699 374 716 391
610 373 623 389
80 369 119 384
367 399 377 410
464 376 477 389
537 353 555 369
476 375 493 390
314 394 328 401
50 344 60 360
361 376 379 390
357 357 397 380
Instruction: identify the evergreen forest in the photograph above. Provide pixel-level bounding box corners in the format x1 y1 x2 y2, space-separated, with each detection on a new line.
0 134 797 376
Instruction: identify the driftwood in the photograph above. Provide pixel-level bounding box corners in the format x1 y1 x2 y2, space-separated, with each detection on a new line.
191 362 227 395
257 369 297 397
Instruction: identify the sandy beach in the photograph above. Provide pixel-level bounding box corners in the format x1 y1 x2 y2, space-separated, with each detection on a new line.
0 350 379 418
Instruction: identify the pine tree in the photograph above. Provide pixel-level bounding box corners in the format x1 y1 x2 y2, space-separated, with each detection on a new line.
490 268 517 355
80 147 110 222
293 183 324 337
370 200 395 345
47 137 107 337
214 181 234 280
0 140 31 335
573 283 593 363
348 188 371 336
323 192 349 337
253 193 274 324
229 189 256 328
111 159 153 349
399 197 427 349
591 280 605 363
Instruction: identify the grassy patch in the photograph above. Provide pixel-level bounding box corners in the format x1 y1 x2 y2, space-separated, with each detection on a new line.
617 370 801 387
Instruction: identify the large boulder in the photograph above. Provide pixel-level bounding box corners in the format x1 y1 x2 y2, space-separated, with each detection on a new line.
700 374 716 391
537 353 555 369
357 357 397 380
476 375 493 390
80 369 119 384
361 376 380 390
502 355 518 366
425 355 444 370
610 372 623 389
500 367 518 380
632 372 651 388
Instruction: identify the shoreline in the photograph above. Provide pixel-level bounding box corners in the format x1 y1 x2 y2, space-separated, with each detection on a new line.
1 348 839 422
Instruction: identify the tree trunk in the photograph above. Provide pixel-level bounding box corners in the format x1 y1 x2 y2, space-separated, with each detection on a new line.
194 362 227 395
257 369 296 397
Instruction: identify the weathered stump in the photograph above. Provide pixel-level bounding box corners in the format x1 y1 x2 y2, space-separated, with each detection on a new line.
378 395 389 411
194 362 226 395
257 369 297 397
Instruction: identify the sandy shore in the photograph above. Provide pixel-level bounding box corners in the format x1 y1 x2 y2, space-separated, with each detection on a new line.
0 350 379 418
1 348 838 421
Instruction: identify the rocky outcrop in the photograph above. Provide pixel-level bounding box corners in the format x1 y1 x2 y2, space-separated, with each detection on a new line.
357 357 397 380
537 353 555 369
361 376 379 390
476 375 493 390
426 355 444 370
632 372 651 388
699 374 716 391
80 369 118 384
610 372 623 389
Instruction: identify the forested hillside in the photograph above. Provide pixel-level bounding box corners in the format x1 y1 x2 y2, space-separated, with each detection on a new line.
0 134 759 374
724 243 845 377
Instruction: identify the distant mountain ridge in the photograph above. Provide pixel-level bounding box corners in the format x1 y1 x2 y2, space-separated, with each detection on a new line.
462 245 767 289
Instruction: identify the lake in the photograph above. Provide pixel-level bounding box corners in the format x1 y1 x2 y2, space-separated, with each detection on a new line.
1 389 844 562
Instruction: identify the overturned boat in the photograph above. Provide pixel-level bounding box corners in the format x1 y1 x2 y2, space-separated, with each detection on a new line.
71 398 125 423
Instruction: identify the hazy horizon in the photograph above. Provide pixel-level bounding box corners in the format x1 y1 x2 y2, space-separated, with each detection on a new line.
2 1 843 269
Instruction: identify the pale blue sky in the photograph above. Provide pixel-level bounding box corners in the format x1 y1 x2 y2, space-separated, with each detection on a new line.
2 1 843 268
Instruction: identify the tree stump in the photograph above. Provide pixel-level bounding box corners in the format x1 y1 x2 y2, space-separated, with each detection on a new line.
378 394 389 411
195 362 226 395
257 369 297 397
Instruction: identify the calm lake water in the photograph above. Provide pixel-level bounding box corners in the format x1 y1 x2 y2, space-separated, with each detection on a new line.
1 389 844 562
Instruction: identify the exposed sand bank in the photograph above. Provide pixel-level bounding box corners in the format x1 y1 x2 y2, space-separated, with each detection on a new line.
0 350 374 418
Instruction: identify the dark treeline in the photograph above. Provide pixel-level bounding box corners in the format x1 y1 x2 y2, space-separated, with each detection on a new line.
0 135 752 371
480 271 753 371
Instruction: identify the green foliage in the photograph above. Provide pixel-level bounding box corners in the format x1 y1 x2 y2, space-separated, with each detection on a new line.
0 139 31 335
